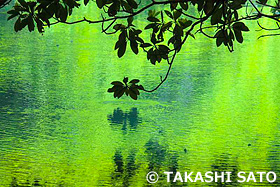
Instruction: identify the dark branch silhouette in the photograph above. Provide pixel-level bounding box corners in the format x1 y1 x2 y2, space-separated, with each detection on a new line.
6 0 280 99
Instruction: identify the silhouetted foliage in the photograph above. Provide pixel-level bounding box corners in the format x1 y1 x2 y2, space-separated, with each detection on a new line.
6 0 280 99
108 78 144 100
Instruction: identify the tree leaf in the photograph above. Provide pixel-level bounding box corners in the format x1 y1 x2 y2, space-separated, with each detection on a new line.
17 0 27 7
84 0 89 6
119 31 127 42
144 23 157 30
164 10 173 19
118 41 127 58
178 19 192 28
115 40 122 50
114 87 125 98
147 17 160 22
129 79 139 84
123 77 128 84
135 37 144 43
14 17 21 32
130 39 138 54
140 43 152 48
8 13 18 20
158 45 169 52
137 85 144 90
173 9 182 20
170 2 178 10
111 81 124 86
214 30 224 47
233 29 243 43
126 0 138 9
96 0 104 8
113 24 125 31
27 16 34 32
211 7 223 25
127 17 133 26
7 10 18 15
134 29 142 35
180 2 188 10
108 2 119 17
233 22 249 31
128 89 137 100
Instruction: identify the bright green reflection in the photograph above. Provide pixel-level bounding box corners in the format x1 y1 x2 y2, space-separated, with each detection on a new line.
0 5 280 187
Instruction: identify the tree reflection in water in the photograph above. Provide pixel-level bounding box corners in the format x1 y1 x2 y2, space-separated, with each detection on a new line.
107 108 141 134
108 108 182 186
210 154 240 187
111 150 138 187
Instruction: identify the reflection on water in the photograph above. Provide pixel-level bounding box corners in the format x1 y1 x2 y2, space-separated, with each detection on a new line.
108 108 141 133
1 5 280 186
145 139 167 171
9 177 44 187
111 150 138 187
210 154 240 186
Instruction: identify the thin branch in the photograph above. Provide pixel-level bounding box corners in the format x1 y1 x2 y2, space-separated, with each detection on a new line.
248 0 280 22
50 0 188 25
257 21 280 31
101 16 117 34
198 21 216 38
0 0 12 8
142 1 222 92
41 0 280 93
258 33 280 39
143 51 177 93
175 8 201 20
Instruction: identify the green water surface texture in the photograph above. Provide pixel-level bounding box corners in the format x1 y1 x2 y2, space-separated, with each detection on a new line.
1 4 280 187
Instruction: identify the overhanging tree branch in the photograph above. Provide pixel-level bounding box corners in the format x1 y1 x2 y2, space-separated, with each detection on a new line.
7 0 280 99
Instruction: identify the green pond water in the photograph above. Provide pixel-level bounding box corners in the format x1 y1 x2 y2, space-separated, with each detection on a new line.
1 4 280 187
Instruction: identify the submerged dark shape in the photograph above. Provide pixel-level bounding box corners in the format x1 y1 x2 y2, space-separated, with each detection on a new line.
108 108 141 133
111 150 138 186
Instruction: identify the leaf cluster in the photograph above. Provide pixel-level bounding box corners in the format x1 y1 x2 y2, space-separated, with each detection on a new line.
8 0 80 33
108 77 144 100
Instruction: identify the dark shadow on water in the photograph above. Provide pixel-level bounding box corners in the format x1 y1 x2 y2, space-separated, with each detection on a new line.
111 149 138 187
267 142 280 186
145 139 167 171
209 153 240 187
110 138 183 186
144 139 186 186
107 108 142 134
9 177 46 187
8 176 69 186
0 82 32 141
